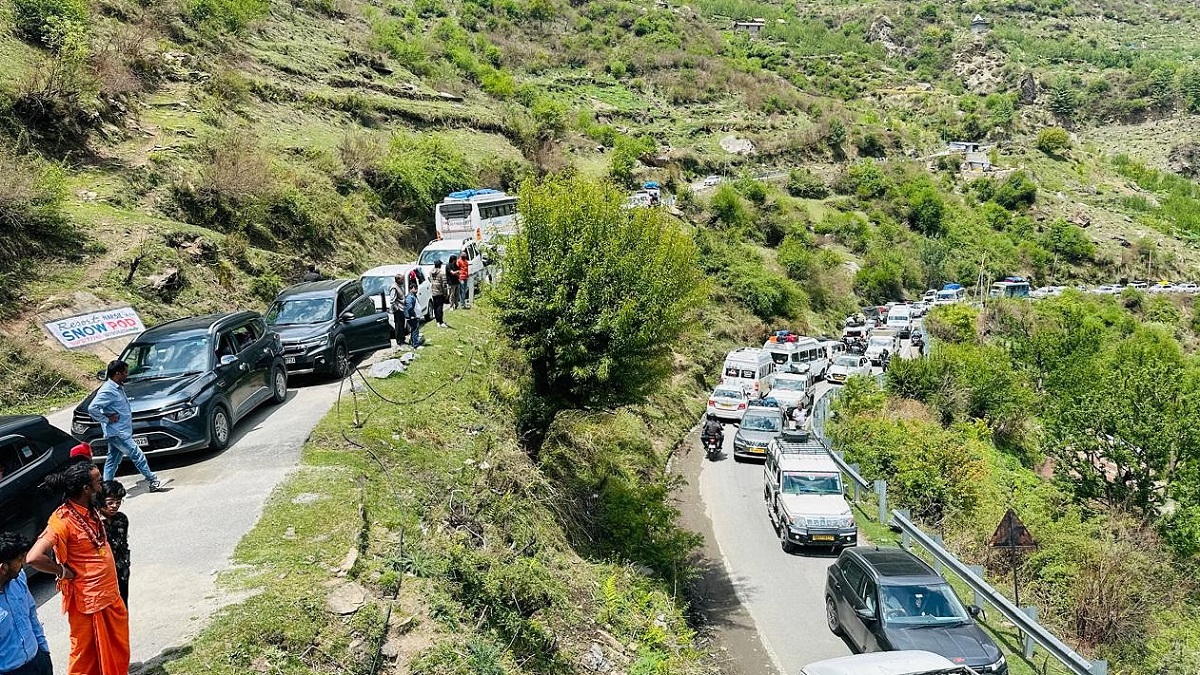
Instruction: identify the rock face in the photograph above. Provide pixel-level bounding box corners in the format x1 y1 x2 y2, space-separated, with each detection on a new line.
1019 71 1039 104
953 41 1005 94
1168 143 1200 178
866 15 902 58
719 135 755 156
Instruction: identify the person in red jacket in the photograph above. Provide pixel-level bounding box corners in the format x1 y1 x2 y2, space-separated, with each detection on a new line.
456 251 471 308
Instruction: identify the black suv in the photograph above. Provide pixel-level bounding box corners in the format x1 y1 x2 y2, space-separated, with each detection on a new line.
265 279 390 378
825 547 1007 674
0 416 75 542
72 312 287 458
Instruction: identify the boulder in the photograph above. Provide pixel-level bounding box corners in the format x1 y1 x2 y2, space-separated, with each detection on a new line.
1168 143 1200 178
325 581 368 615
866 15 902 58
1019 71 1039 104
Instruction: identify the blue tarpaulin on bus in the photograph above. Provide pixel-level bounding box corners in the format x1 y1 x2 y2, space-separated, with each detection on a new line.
942 283 963 290
447 189 503 200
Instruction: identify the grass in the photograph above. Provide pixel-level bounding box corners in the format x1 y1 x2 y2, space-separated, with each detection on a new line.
151 309 712 675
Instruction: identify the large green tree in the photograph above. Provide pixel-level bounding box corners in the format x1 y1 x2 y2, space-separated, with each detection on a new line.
491 176 704 454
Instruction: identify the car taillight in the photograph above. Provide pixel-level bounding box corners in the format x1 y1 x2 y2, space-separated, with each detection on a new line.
707 399 716 406
738 403 746 410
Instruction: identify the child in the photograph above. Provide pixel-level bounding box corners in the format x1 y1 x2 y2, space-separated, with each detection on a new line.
99 480 131 606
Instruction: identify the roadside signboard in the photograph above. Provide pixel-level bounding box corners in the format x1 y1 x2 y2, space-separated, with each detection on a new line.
44 307 145 349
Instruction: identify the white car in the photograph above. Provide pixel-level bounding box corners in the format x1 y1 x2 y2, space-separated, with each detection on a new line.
1147 282 1175 294
360 264 433 332
1030 286 1054 299
827 355 871 384
417 238 491 291
767 373 813 413
1177 282 1200 294
1093 284 1119 295
1129 281 1149 289
800 650 971 675
702 175 722 187
707 385 750 422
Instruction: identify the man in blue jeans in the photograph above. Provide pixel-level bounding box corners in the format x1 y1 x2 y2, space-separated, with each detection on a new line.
403 285 422 348
88 360 171 492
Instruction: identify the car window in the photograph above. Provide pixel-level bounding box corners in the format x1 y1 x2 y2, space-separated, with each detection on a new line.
859 577 877 615
343 283 363 305
0 436 46 481
349 294 376 319
840 559 865 599
227 324 258 353
124 335 211 379
215 333 237 360
741 412 781 432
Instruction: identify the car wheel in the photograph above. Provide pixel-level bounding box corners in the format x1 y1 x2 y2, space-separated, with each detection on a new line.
780 530 796 554
271 366 287 404
209 405 231 452
826 596 844 636
333 341 350 379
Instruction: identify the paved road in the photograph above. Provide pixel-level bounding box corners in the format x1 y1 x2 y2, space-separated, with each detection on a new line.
35 375 343 672
696 328 923 673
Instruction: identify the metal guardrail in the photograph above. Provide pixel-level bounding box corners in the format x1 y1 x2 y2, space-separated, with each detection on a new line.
892 510 1108 675
811 379 1108 675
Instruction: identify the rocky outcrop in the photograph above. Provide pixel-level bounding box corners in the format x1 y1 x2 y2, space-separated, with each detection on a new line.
953 41 1005 94
1168 143 1200 178
1019 71 1039 103
866 15 902 58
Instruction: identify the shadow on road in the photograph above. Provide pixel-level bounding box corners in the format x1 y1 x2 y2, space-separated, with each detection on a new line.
131 644 193 675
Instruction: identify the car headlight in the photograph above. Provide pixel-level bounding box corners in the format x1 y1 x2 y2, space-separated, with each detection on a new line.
985 656 1005 672
301 335 329 348
733 435 746 447
71 421 88 435
838 516 856 529
164 405 199 422
790 516 807 529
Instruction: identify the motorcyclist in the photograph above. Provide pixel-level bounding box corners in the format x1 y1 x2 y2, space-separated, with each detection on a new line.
701 415 724 448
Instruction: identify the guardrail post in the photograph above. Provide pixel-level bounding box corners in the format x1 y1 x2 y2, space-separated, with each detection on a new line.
875 480 887 524
849 463 860 500
967 565 984 608
1090 660 1108 675
1022 606 1038 658
931 535 944 574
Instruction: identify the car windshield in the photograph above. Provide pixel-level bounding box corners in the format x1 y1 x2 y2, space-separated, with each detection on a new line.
781 472 841 495
880 583 970 626
713 388 743 400
265 298 334 325
773 379 806 391
740 413 780 432
834 356 860 367
122 336 211 380
418 249 456 266
768 351 791 365
869 337 892 346
362 275 398 297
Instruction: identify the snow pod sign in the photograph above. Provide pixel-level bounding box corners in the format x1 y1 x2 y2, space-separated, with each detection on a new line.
45 307 146 348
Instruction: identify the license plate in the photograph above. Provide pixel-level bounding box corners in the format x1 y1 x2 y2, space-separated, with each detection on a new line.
717 403 734 409
285 356 296 364
750 447 765 454
813 534 835 542
132 435 149 448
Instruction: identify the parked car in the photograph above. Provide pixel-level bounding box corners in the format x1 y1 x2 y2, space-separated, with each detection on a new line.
0 416 75 546
1093 284 1119 294
702 175 722 187
1176 282 1199 294
266 279 391 378
766 372 813 413
417 237 491 292
72 312 288 457
731 405 784 461
827 355 871 384
360 264 433 332
764 439 856 553
825 547 1007 674
800 651 976 675
706 384 750 422
1147 282 1176 294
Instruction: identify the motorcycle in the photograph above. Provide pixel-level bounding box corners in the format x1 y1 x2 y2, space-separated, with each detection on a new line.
911 332 925 351
702 434 722 460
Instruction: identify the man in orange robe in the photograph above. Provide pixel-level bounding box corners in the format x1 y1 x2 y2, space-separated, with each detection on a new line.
26 462 130 675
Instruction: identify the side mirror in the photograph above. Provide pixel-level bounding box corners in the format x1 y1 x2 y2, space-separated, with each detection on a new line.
96 370 106 381
219 355 237 367
339 311 354 323
855 606 877 622
968 605 985 620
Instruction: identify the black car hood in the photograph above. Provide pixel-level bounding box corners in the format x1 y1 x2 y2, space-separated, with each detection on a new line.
272 323 334 343
885 622 1000 666
76 373 213 415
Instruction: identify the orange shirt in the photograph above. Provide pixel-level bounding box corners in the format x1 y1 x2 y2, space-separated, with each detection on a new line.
39 503 122 615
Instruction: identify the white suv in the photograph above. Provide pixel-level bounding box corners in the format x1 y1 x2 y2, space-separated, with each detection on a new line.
801 650 977 675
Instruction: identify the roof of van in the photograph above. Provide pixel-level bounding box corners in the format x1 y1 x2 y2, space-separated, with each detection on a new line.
779 455 840 472
800 650 961 675
725 347 766 359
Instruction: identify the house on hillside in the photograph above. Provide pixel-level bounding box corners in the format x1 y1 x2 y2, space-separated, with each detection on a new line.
948 140 989 153
971 14 990 34
964 152 991 172
732 18 766 35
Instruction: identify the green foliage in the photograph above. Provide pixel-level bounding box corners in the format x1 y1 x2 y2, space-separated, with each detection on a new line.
896 177 946 236
854 247 916 304
1035 126 1072 155
723 257 804 321
609 134 653 187
1041 219 1094 263
371 134 472 220
786 168 828 199
971 172 1037 211
923 304 978 344
709 184 751 229
1047 77 1078 120
0 152 75 266
844 159 887 199
490 177 703 446
186 0 270 33
11 0 87 45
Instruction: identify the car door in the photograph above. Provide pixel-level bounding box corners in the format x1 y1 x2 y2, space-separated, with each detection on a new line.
344 292 391 355
852 575 881 651
0 434 57 542
833 558 866 638
214 328 254 417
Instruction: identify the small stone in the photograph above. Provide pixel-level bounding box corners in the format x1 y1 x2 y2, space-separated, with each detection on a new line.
283 526 296 540
325 581 367 615
291 493 323 504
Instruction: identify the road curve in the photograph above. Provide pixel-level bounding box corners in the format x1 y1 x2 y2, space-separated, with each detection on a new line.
35 376 343 672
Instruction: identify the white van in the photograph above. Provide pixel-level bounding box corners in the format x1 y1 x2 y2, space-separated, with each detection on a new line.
762 334 824 377
885 304 914 338
722 347 775 398
819 339 846 365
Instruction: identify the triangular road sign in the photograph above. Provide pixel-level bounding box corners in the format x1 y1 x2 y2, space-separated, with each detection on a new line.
988 508 1036 549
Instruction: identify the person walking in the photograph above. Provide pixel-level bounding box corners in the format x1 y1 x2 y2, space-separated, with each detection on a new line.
446 255 460 309
98 482 130 607
0 532 52 675
87 361 169 492
301 264 323 282
429 260 448 328
388 273 406 348
456 251 471 308
403 285 422 348
26 462 129 675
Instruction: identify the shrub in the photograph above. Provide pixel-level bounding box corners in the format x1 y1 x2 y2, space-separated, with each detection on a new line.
609 134 653 187
186 0 270 33
991 171 1037 210
844 159 887 199
0 152 77 265
924 303 979 344
12 0 88 46
786 168 828 198
1035 126 1072 155
709 184 751 229
370 134 471 221
1041 218 1094 262
723 259 804 321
